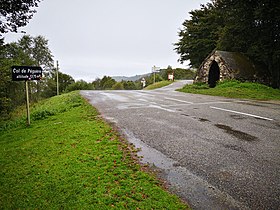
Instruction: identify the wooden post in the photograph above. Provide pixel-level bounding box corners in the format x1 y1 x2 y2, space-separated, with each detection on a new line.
56 60 59 95
25 81 30 126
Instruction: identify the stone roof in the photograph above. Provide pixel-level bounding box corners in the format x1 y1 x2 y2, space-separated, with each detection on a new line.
215 51 257 79
196 50 270 84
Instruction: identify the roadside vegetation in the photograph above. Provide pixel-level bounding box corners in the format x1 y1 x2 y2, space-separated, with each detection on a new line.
0 36 195 121
144 80 174 90
178 80 280 100
0 91 189 209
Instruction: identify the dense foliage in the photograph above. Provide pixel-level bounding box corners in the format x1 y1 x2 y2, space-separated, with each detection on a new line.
174 0 280 88
0 35 55 118
0 35 81 119
0 0 41 34
158 66 196 80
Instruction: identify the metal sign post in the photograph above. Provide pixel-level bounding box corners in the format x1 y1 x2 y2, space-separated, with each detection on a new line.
11 66 43 126
152 66 160 84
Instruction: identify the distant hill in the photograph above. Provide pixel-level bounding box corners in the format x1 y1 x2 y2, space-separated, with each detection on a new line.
112 73 151 82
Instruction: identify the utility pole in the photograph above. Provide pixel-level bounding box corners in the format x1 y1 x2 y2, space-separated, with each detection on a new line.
56 60 59 95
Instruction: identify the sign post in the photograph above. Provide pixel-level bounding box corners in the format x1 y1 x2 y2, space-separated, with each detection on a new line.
25 81 31 126
11 66 43 126
152 66 160 84
56 60 59 96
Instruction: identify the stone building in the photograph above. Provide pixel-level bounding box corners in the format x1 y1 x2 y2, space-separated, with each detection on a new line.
195 50 269 87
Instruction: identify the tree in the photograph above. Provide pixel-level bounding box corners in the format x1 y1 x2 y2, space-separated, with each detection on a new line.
92 78 101 90
0 34 55 118
16 35 54 100
123 81 137 90
160 65 173 80
215 0 257 52
175 0 280 88
174 2 223 68
0 0 41 34
42 71 75 97
215 0 280 88
100 76 116 90
18 35 53 69
112 82 124 90
251 0 280 88
144 74 163 86
12 35 54 79
65 80 94 92
0 40 34 118
159 66 196 80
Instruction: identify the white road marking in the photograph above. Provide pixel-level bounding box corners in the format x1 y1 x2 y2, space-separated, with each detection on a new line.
164 97 194 104
138 98 148 102
210 106 274 121
149 104 176 113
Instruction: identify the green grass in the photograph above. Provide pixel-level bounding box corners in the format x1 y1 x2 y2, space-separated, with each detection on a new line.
178 80 280 100
0 92 189 209
144 80 174 90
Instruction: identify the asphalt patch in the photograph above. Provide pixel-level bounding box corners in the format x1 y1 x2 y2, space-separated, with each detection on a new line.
199 118 210 122
222 144 247 152
230 114 246 120
181 113 189 117
215 124 258 142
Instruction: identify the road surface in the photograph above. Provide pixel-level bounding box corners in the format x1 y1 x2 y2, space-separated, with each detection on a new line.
81 80 280 210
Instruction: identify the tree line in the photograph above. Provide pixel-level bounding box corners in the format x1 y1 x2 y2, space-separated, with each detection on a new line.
174 0 280 88
0 35 195 120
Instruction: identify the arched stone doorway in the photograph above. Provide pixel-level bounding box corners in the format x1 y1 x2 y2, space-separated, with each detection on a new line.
208 60 220 88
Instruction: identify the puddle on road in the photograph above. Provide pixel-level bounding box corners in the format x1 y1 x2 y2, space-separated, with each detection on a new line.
123 129 248 210
215 124 258 142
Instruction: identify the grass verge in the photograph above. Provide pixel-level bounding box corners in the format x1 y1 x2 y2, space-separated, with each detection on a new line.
144 80 173 90
178 80 280 100
0 91 188 209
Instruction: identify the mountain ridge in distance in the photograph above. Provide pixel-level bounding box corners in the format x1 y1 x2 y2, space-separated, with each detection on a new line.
112 73 151 82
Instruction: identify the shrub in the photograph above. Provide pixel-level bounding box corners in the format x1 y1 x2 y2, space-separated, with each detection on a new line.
112 82 124 90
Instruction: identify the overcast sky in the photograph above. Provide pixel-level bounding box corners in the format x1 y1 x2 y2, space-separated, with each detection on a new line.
4 0 209 81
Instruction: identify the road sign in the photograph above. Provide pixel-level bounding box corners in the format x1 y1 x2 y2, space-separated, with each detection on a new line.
168 73 174 81
12 66 43 81
11 66 43 126
152 66 160 72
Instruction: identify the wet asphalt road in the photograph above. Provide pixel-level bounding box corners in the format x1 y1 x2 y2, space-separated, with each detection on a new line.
81 80 280 210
